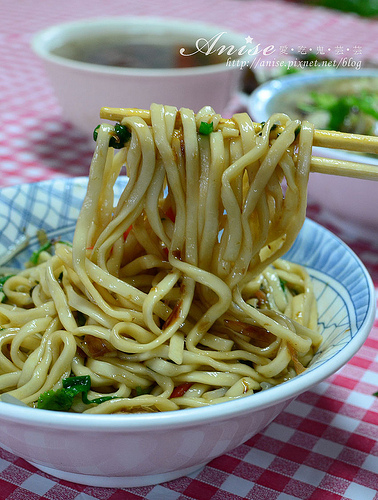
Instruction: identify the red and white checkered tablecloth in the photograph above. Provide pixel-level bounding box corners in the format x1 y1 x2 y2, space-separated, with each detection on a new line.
0 1 377 499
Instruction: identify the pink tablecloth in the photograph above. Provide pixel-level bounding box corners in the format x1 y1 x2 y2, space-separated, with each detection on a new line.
0 1 377 499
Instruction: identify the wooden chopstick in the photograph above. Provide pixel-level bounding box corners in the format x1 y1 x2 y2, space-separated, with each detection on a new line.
313 129 378 155
310 157 378 181
100 107 378 181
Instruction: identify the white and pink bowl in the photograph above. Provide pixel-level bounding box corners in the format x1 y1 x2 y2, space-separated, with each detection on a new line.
32 17 250 136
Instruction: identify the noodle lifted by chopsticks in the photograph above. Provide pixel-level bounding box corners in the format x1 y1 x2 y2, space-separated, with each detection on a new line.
0 105 322 413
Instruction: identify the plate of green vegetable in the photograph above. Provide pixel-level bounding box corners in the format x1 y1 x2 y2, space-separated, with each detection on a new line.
248 69 378 228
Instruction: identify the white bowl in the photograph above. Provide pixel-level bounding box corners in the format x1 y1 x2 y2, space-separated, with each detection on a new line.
248 69 378 228
0 177 375 488
32 17 250 135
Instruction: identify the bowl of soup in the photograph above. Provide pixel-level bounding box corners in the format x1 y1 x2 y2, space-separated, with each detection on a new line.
32 17 251 135
248 69 378 228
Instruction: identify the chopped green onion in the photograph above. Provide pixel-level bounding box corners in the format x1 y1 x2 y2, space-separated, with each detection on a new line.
93 123 131 149
76 311 87 327
279 278 287 291
199 121 214 135
36 388 74 412
93 124 100 141
37 375 116 411
0 275 13 303
63 375 90 392
112 123 131 147
81 392 116 405
29 241 52 266
135 386 151 396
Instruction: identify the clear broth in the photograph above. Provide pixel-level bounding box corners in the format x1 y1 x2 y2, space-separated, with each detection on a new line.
52 34 229 69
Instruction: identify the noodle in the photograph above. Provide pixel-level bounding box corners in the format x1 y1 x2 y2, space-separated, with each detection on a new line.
0 105 322 413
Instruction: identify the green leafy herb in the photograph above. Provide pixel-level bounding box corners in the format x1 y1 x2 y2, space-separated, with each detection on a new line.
349 94 378 121
76 311 87 327
135 386 151 396
37 375 116 411
36 388 74 411
0 275 13 303
199 121 214 135
279 278 287 291
299 91 378 133
58 240 72 247
29 241 52 266
294 125 301 138
93 124 100 141
93 123 131 149
328 99 352 131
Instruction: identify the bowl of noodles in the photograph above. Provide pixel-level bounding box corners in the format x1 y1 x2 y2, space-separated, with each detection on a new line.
248 69 378 228
0 105 375 488
32 16 251 135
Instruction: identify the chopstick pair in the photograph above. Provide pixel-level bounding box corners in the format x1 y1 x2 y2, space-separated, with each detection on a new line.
100 107 378 182
310 128 378 181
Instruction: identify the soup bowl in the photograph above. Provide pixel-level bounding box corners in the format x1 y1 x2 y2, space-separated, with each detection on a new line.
248 69 378 228
0 177 375 488
32 17 251 135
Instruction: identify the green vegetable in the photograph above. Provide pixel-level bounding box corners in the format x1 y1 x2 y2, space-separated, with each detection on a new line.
284 67 300 75
0 275 13 303
199 121 214 135
36 388 74 411
93 123 131 149
135 386 151 396
29 241 52 266
328 99 352 131
93 124 100 141
349 94 378 121
279 278 287 291
37 375 116 411
299 91 378 133
76 311 87 327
